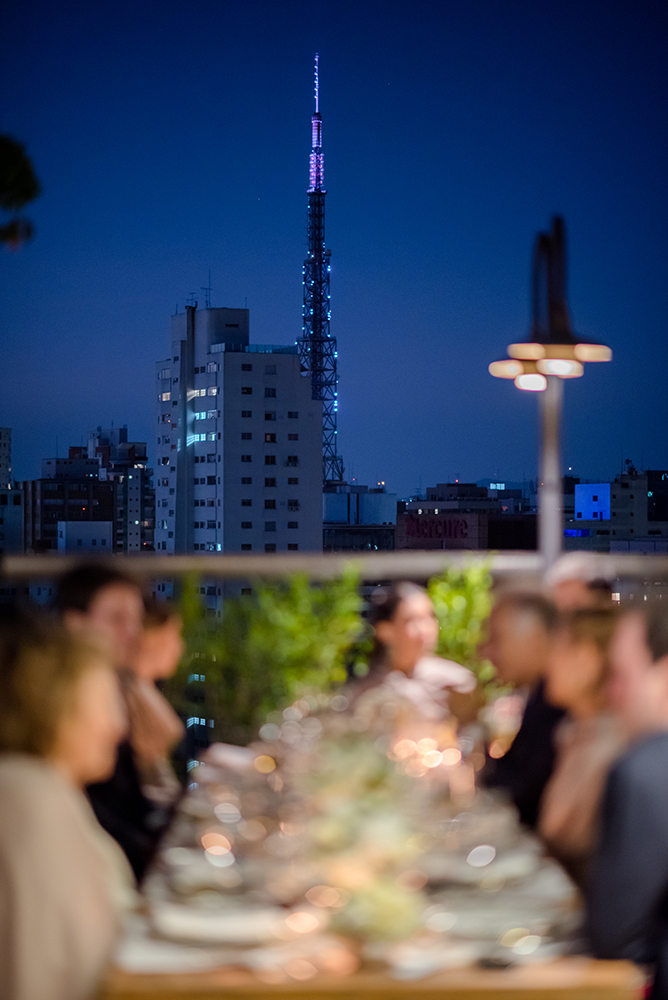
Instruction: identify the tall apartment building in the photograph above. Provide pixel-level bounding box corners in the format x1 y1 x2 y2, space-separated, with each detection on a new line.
87 427 155 552
154 305 323 558
23 429 154 554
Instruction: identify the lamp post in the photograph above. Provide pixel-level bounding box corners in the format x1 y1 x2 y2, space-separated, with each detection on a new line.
489 217 612 570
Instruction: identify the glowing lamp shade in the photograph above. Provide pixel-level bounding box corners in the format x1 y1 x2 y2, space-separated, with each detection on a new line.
508 342 545 360
536 359 584 378
488 359 524 379
574 343 613 362
515 372 547 391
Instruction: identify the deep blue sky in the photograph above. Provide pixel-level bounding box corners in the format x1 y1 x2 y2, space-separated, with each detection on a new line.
2 0 667 496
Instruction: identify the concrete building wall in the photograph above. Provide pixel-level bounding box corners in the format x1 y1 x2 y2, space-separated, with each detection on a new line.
57 520 113 552
0 488 24 554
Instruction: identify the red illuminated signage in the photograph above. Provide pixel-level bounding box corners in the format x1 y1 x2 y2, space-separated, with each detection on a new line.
405 515 468 540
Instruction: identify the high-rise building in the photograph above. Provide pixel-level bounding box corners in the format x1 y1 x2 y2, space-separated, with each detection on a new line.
153 305 323 559
22 428 153 554
87 426 155 552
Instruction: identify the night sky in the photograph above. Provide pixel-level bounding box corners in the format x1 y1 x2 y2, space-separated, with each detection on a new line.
2 0 667 498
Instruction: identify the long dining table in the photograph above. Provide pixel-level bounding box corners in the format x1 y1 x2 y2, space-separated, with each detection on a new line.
102 956 644 1000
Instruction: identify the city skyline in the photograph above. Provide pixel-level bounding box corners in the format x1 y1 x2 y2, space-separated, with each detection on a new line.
2 0 667 497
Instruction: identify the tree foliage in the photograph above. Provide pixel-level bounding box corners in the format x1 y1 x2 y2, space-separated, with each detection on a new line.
166 568 363 746
0 134 41 247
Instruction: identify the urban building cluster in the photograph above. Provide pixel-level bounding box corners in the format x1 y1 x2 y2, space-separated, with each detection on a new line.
2 65 665 571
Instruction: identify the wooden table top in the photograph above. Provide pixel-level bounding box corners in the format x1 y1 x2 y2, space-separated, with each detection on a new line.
102 957 644 1000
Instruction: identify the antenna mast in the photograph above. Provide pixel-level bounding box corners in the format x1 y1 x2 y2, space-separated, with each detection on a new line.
297 54 344 484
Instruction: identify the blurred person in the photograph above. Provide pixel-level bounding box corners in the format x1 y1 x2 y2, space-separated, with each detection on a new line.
126 600 185 807
545 552 614 611
350 582 477 722
54 565 164 882
0 612 134 1000
480 591 563 827
54 563 144 668
587 602 668 997
539 607 622 887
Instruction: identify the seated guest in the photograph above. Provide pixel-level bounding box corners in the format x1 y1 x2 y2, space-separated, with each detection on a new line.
587 603 668 998
545 552 613 611
126 600 185 807
54 565 165 882
0 612 133 1000
480 591 563 828
349 582 477 722
539 608 622 887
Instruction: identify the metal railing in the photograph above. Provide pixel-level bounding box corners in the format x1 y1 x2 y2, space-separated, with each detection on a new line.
2 550 668 583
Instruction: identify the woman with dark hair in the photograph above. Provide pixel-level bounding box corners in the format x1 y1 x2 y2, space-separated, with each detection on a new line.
0 613 133 1000
351 582 477 721
54 565 167 883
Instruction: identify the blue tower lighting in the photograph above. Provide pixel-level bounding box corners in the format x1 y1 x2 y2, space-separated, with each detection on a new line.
297 54 344 484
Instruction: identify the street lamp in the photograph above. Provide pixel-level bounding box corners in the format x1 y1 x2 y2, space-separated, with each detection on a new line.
489 217 612 569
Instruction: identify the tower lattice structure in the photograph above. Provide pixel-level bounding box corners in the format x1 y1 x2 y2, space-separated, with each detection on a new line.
297 54 344 484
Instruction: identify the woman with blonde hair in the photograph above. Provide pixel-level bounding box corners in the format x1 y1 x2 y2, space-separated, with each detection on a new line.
0 610 133 1000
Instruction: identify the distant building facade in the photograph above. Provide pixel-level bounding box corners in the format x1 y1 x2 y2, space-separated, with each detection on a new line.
0 428 11 488
564 466 668 553
154 305 323 562
22 428 153 553
397 482 536 551
323 484 397 552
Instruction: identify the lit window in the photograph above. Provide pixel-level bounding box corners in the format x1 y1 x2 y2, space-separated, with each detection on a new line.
207 362 218 373
161 392 171 401
208 387 218 396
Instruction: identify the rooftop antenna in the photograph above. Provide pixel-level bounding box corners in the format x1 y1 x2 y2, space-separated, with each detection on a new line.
297 52 344 485
186 291 197 307
201 269 212 309
314 52 319 113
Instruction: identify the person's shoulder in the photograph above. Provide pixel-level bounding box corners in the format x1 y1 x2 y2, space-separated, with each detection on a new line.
414 655 477 692
610 731 668 786
0 754 70 827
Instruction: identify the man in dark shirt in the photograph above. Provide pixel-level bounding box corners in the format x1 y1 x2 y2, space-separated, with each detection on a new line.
480 591 564 828
588 603 668 998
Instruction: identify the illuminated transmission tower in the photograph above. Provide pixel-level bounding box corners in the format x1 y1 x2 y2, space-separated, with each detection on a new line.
298 54 344 484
